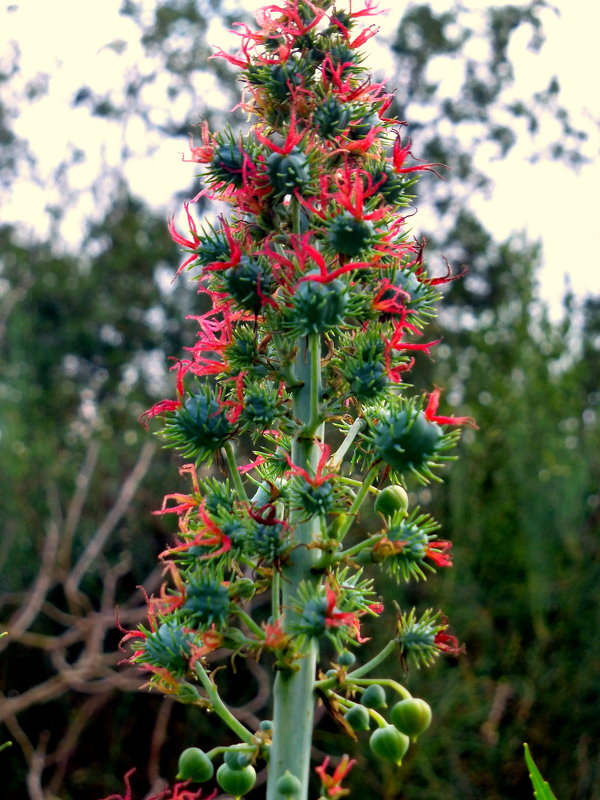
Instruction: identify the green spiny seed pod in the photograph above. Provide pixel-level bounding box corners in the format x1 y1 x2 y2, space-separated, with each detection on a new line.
372 407 443 476
295 596 329 638
390 698 432 739
241 386 280 428
326 211 376 256
265 60 307 101
374 485 409 518
328 43 360 75
163 390 232 465
348 111 380 140
202 478 235 517
142 621 192 674
290 277 348 334
361 684 387 709
248 522 288 561
210 139 251 187
225 325 268 375
349 360 388 401
369 725 410 765
176 747 214 783
371 167 413 206
184 579 231 627
267 147 311 195
224 255 274 312
344 704 371 731
314 96 352 139
220 519 248 550
217 763 256 797
276 771 302 799
193 227 232 267
292 480 334 517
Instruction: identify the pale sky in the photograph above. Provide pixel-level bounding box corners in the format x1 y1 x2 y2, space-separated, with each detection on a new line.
2 0 599 315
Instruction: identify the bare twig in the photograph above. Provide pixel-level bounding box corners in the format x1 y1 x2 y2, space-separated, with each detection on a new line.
147 698 175 789
0 519 60 655
64 441 155 605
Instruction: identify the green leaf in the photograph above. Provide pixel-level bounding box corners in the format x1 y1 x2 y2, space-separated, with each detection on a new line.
524 743 558 800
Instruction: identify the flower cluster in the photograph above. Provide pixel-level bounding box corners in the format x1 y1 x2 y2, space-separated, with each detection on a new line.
124 1 475 797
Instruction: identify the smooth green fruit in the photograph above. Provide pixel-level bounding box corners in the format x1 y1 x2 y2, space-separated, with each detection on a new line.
176 747 214 783
374 485 409 518
337 650 356 667
344 704 371 731
390 698 432 739
217 763 256 797
276 770 302 798
369 725 410 765
361 683 387 708
259 719 273 731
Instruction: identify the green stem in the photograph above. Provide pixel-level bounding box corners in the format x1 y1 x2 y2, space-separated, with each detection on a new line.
223 441 250 504
267 336 323 800
313 638 399 692
337 476 378 494
346 638 398 679
327 418 365 471
334 464 380 542
336 532 385 560
206 745 255 761
234 608 266 639
306 333 322 436
194 662 254 745
272 568 281 620
353 677 412 701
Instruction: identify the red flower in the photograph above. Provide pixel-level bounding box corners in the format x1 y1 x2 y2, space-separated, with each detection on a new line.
263 618 290 649
152 464 203 523
391 134 446 178
285 442 335 487
253 107 305 155
183 307 235 378
424 387 477 428
315 754 356 799
159 505 233 561
434 630 464 657
323 588 359 630
99 768 216 800
425 539 453 567
182 121 215 164
168 202 203 274
256 0 327 41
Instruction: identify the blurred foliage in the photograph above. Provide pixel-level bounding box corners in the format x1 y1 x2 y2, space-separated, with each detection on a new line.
1 2 598 799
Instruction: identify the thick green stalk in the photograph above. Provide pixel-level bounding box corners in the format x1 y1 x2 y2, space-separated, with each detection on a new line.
267 333 323 800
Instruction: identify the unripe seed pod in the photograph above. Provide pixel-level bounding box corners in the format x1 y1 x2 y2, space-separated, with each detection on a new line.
276 770 302 798
217 763 256 797
176 747 214 783
361 683 387 708
344 704 371 731
337 650 356 667
369 725 410 765
374 485 409 518
224 746 253 770
390 698 432 739
259 719 273 731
